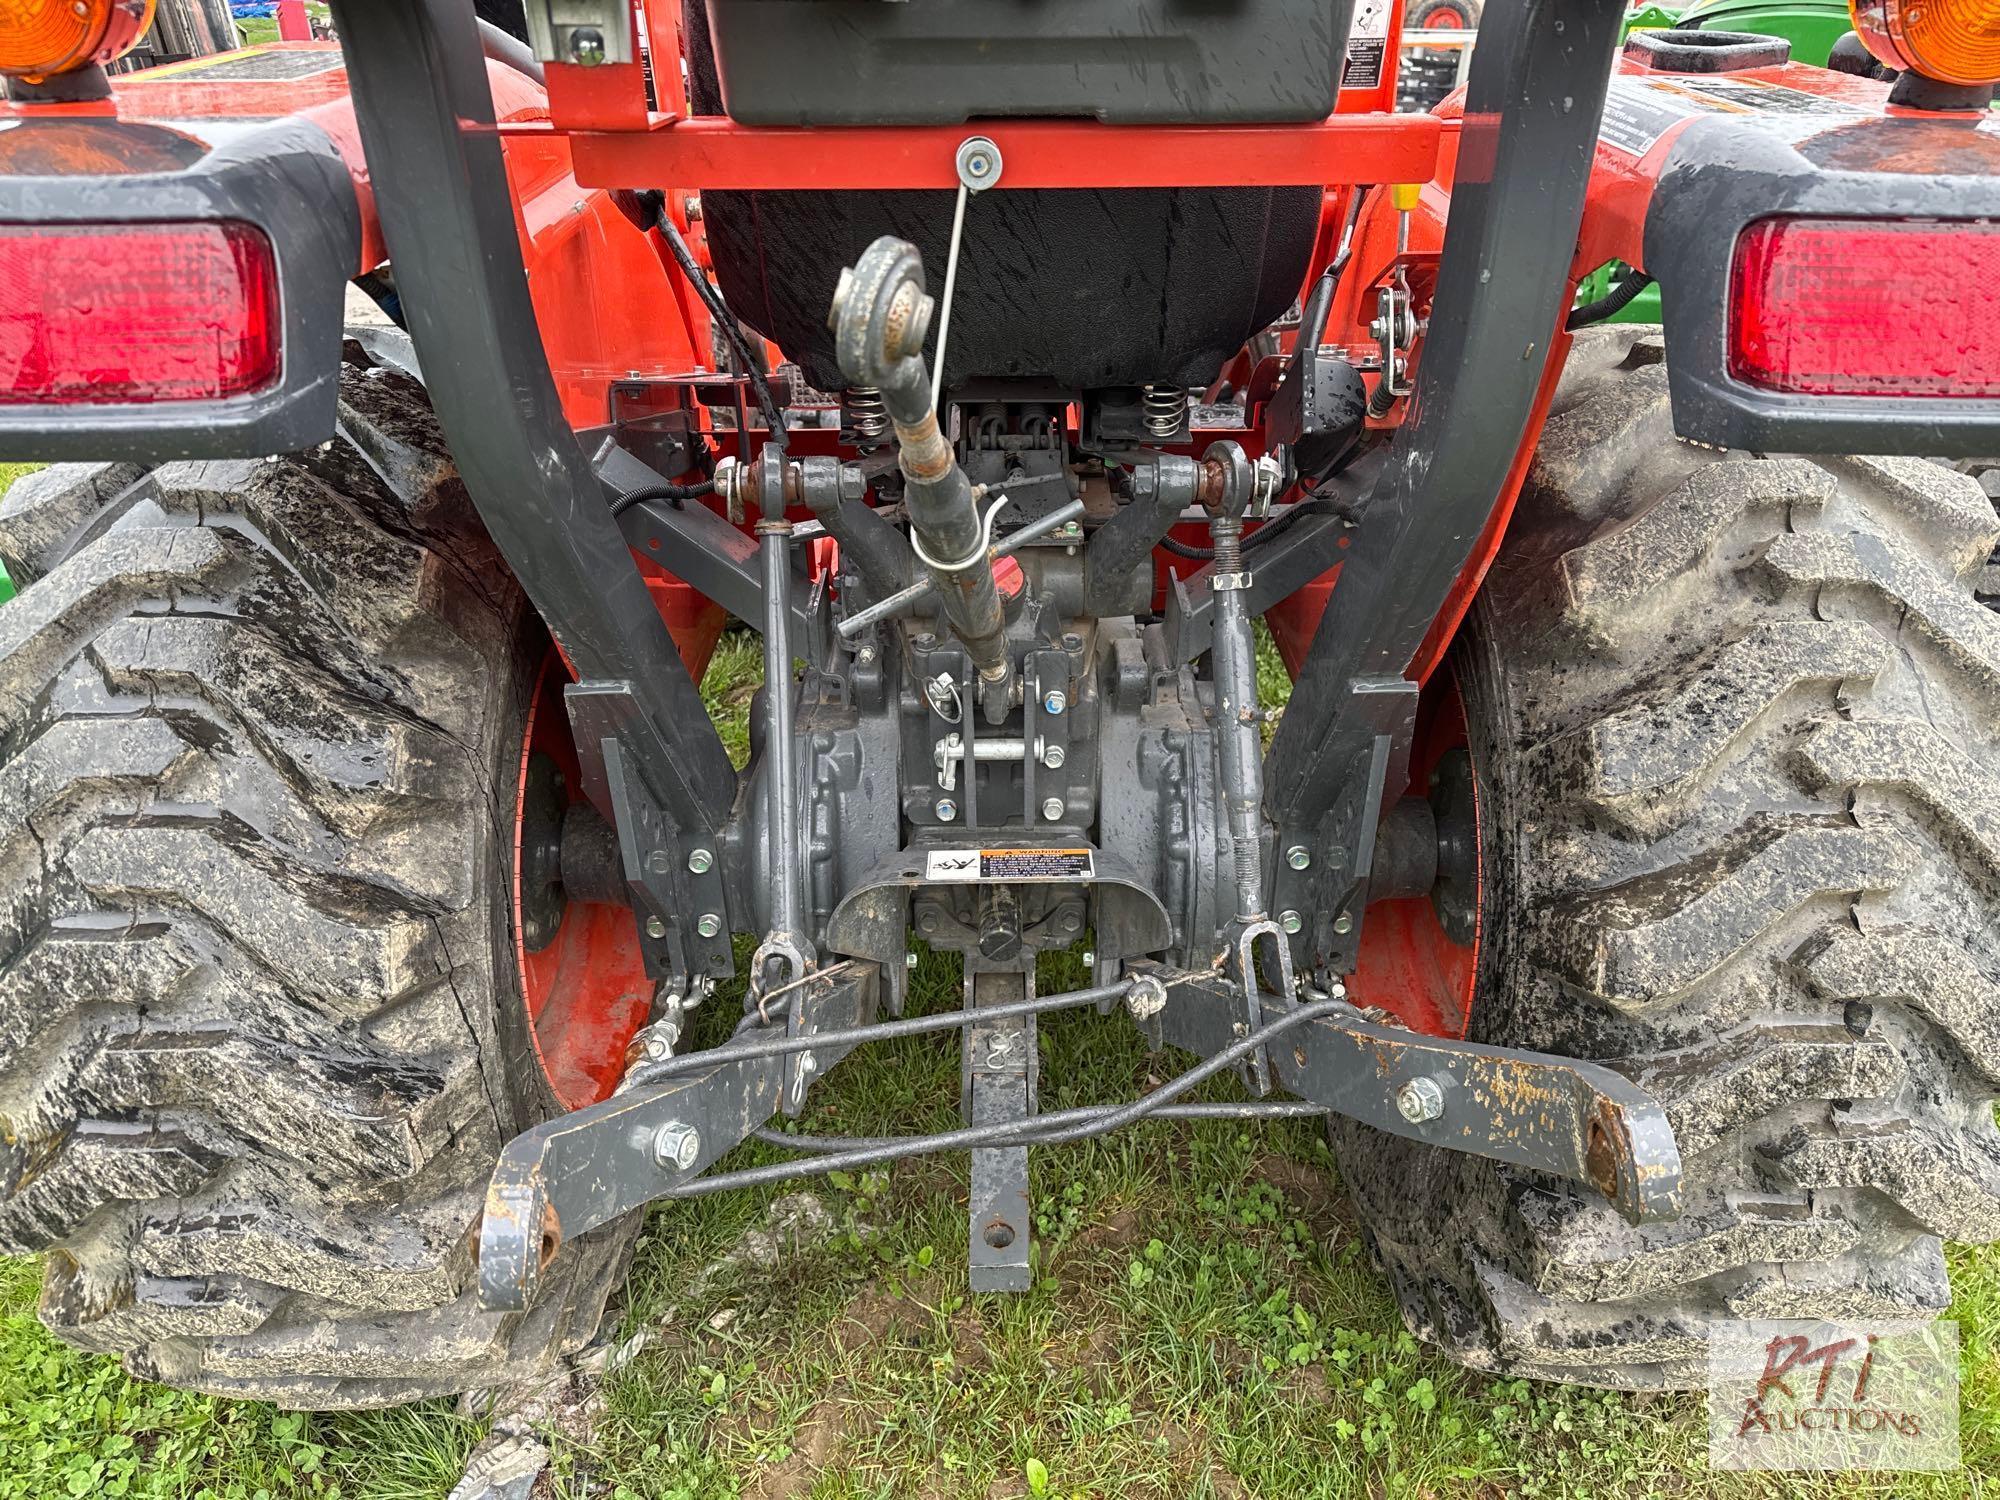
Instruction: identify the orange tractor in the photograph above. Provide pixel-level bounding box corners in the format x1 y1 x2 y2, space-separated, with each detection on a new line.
0 0 1996 1405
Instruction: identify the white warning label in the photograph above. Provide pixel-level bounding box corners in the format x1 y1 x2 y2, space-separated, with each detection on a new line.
924 848 1096 883
1342 0 1392 93
1599 74 1865 158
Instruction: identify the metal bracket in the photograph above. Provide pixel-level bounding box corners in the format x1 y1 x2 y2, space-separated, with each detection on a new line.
568 682 735 983
1163 507 1353 665
521 0 633 67
1137 963 1682 1223
1271 680 1414 979
964 963 1035 1291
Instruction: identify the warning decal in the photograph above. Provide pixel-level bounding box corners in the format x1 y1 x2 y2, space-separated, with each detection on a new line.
1599 73 1865 158
924 848 1096 883
1341 0 1391 93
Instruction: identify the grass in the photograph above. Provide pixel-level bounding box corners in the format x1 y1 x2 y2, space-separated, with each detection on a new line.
0 454 1995 1495
231 5 331 49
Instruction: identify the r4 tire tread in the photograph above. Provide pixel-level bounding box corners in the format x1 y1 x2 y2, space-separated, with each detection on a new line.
1334 327 2000 1387
0 350 629 1409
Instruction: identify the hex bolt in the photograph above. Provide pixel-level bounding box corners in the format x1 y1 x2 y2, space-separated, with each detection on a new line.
855 644 877 666
1043 744 1066 770
644 916 667 940
905 951 919 970
1081 949 1096 967
687 848 714 875
1333 911 1355 935
1279 909 1304 935
1041 796 1065 822
652 1119 702 1171
1043 689 1067 715
935 797 958 822
695 913 723 939
568 26 606 65
1285 845 1312 871
1395 1076 1447 1125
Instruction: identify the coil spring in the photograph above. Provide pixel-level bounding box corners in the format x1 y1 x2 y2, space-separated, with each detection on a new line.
1142 384 1189 439
844 386 890 445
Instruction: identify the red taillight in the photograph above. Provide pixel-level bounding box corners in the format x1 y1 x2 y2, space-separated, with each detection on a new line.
0 221 280 405
1728 217 2000 400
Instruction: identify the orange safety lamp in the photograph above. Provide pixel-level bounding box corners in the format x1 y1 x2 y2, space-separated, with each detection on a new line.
0 0 157 83
1849 0 2000 88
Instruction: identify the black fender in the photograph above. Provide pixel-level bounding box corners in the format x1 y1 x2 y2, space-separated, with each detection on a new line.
1646 112 2000 455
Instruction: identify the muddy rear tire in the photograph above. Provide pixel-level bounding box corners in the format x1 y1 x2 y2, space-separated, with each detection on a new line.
0 349 632 1408
1335 328 2000 1387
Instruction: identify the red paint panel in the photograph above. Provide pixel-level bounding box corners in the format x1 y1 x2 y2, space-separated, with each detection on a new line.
561 113 1442 191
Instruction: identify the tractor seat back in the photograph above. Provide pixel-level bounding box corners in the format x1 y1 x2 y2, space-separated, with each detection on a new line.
685 0 1349 395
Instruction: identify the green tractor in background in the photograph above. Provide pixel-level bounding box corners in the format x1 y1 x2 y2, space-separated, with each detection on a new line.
1658 0 1854 63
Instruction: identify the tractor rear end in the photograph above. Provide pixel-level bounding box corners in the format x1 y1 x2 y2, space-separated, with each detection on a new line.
0 0 1997 1406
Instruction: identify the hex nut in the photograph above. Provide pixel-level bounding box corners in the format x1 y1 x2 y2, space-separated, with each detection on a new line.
652 1120 702 1171
1395 1076 1446 1125
695 913 723 939
955 135 1003 192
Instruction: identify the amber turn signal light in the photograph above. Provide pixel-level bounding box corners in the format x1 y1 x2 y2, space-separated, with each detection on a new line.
1850 0 2000 88
0 0 156 83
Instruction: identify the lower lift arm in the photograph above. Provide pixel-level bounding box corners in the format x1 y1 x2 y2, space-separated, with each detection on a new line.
477 962 1681 1310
